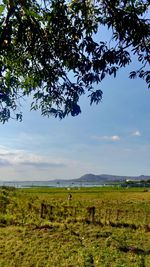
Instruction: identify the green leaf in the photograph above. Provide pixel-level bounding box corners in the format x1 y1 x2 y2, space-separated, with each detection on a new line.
2 0 7 5
0 5 5 15
25 9 41 20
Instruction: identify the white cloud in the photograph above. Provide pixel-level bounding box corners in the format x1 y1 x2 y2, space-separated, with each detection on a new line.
92 135 120 141
20 160 65 169
131 130 141 137
0 145 66 169
110 135 120 141
0 144 93 181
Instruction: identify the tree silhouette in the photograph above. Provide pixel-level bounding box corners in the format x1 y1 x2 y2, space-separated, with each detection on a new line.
0 0 149 122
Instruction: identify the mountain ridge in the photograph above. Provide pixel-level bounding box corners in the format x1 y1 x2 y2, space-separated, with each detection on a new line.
50 174 150 183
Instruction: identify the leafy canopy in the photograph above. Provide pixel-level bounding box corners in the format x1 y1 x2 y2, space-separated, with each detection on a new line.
0 0 149 122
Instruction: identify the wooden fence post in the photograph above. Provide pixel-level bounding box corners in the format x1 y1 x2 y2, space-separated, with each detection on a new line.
48 205 53 220
91 207 95 224
74 207 77 221
40 203 45 219
87 207 95 224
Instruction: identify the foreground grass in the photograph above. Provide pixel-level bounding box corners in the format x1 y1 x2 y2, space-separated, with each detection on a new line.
0 186 150 267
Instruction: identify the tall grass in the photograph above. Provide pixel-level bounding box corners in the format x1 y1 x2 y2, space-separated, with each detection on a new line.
0 186 150 266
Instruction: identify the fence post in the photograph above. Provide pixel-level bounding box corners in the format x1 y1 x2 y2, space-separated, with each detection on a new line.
74 207 77 222
87 207 95 224
91 207 95 224
40 203 45 219
48 205 53 221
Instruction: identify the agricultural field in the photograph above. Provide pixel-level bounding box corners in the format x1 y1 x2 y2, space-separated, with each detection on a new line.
0 186 150 267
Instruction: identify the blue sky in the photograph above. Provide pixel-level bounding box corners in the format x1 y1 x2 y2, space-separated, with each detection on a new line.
0 61 150 181
0 6 149 181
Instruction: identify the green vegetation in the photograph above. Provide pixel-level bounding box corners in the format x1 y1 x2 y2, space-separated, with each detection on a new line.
0 0 149 122
0 186 150 266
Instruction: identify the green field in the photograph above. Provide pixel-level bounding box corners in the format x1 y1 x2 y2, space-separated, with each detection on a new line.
0 186 150 267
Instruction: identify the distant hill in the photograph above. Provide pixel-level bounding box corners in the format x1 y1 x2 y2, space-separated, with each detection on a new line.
49 173 150 184
54 174 150 184
73 174 150 183
74 174 125 183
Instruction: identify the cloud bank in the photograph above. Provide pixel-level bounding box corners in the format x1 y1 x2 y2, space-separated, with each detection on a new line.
0 145 65 169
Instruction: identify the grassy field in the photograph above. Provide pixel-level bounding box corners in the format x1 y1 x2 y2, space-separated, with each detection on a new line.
0 186 150 267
